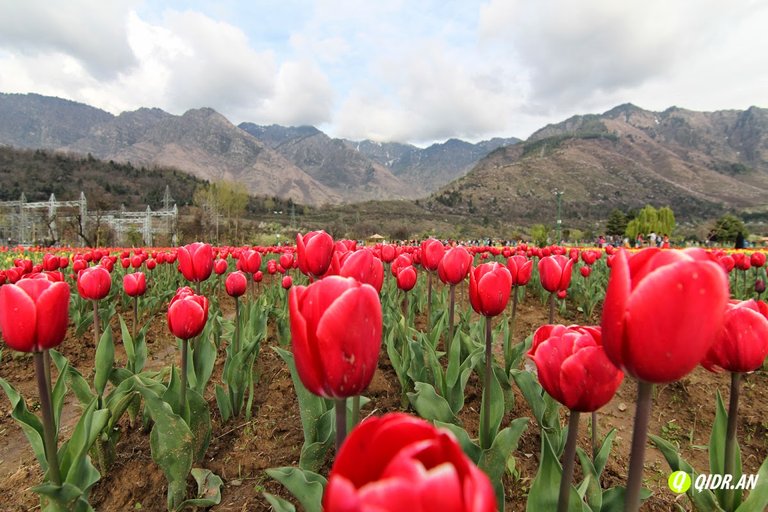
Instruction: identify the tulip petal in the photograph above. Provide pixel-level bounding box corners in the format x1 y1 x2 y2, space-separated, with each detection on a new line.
315 284 382 397
624 260 728 382
35 282 70 350
288 285 327 396
601 250 631 370
560 345 622 412
0 284 37 352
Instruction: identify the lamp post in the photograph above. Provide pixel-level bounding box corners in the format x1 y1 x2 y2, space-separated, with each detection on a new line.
553 189 564 243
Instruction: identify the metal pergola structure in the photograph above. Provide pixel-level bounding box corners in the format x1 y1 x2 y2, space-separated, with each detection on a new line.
0 188 177 246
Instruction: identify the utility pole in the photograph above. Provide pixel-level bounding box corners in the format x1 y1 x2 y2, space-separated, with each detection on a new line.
553 189 564 243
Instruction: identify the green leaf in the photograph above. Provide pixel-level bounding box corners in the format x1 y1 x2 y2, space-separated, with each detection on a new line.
136 381 193 511
263 492 297 512
265 467 326 512
600 487 653 512
526 432 585 512
51 350 95 407
215 384 232 423
186 389 211 463
736 452 768 512
50 353 70 433
94 326 115 398
407 382 457 423
479 360 504 450
478 418 529 509
511 369 547 427
190 331 217 394
0 376 46 469
594 428 617 478
649 434 723 511
577 447 603 512
119 315 135 371
434 421 482 463
710 390 742 508
175 468 223 509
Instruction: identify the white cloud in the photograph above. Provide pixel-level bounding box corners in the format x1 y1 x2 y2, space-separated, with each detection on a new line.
253 60 334 126
0 0 139 79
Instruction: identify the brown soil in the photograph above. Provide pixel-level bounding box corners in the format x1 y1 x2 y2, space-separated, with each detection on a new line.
1 290 766 511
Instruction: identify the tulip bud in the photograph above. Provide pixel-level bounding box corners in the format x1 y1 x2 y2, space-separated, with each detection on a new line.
289 276 381 398
167 287 209 340
177 242 214 283
396 266 417 292
225 271 248 297
324 413 496 512
77 266 112 301
0 278 70 352
296 230 334 278
469 262 512 317
529 325 623 412
123 272 147 297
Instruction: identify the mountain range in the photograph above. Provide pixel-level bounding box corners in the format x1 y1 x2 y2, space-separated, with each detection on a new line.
428 103 768 224
2 92 767 226
0 93 518 206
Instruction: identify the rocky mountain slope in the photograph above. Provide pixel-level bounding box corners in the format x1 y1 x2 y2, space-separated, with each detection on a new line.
428 103 768 224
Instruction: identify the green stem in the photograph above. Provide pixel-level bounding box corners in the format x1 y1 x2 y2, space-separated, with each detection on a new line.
233 296 240 354
548 292 555 324
427 272 433 329
180 338 188 412
724 372 742 512
335 398 347 452
92 299 100 348
447 284 455 354
351 395 360 427
505 285 519 371
592 410 599 460
34 351 61 486
482 315 492 449
624 380 654 512
558 411 581 512
132 295 138 342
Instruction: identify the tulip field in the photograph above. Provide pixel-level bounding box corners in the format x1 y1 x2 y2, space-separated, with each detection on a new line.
0 236 767 511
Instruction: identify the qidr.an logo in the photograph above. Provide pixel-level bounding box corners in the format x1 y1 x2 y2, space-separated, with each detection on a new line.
668 471 759 494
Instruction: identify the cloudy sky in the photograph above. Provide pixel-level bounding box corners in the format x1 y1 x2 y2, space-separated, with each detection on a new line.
1 0 767 145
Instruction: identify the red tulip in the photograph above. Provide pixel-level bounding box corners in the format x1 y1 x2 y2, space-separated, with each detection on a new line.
0 278 70 352
380 244 397 264
280 252 294 270
177 242 213 283
254 270 263 283
289 276 381 398
225 271 248 298
437 246 472 285
420 238 445 271
702 299 768 373
718 254 735 273
123 272 147 297
580 266 591 278
396 266 417 292
213 258 228 275
42 253 59 271
581 250 598 266
391 253 413 278
282 275 293 289
239 249 262 274
538 255 574 293
506 255 533 286
77 266 112 300
469 262 512 317
750 252 766 268
324 412 496 512
167 287 209 340
340 249 384 293
528 325 623 412
296 230 334 278
601 248 729 382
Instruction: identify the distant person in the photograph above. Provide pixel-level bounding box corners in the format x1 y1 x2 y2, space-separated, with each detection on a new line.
662 234 670 249
735 232 746 249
